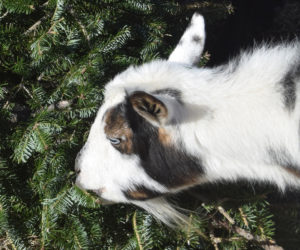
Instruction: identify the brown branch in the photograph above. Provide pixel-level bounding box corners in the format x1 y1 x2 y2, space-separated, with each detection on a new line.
24 14 50 35
209 225 220 250
213 206 283 250
217 206 235 224
23 2 50 35
69 8 90 44
213 219 283 250
238 207 249 228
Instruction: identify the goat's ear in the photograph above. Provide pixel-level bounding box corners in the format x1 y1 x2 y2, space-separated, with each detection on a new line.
168 12 206 66
128 91 168 126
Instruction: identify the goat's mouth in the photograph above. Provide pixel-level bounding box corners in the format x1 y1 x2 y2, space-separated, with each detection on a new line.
90 189 116 205
74 188 114 205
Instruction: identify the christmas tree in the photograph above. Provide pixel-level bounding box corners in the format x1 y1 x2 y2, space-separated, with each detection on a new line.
0 0 298 249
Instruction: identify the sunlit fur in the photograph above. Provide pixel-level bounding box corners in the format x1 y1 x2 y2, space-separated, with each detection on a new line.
75 13 300 225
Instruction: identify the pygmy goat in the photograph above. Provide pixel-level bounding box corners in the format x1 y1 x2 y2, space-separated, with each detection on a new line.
75 13 300 225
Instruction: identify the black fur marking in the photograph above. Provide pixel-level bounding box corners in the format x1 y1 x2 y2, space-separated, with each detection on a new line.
281 73 296 110
192 35 201 43
123 185 164 201
186 20 192 30
124 99 204 188
279 62 300 111
269 148 300 176
152 88 182 103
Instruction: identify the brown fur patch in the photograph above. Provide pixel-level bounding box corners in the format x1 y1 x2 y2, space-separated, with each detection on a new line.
158 127 172 145
126 190 149 200
181 175 201 187
104 107 133 154
124 186 163 200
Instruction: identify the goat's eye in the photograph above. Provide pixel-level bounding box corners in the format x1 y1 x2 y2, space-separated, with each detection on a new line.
108 137 121 145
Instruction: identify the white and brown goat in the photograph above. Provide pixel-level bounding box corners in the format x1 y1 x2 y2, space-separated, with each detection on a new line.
75 13 300 225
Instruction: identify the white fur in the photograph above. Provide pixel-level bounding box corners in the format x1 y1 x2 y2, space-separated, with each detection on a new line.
75 14 300 225
169 13 205 66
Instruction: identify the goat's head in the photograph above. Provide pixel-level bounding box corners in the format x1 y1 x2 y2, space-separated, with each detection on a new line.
75 13 206 224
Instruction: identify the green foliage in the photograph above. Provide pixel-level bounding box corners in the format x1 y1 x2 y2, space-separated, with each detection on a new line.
0 0 298 249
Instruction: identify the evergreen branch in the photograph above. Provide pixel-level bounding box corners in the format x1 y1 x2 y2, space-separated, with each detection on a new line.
213 219 283 250
23 14 51 36
3 78 24 109
217 206 235 224
49 188 71 212
40 204 48 249
192 227 210 242
47 17 64 34
51 0 64 23
132 211 143 250
13 125 35 163
42 1 49 7
21 83 34 99
34 124 49 151
239 207 249 228
71 186 105 207
22 0 51 36
31 17 64 59
102 25 131 53
0 11 8 20
186 214 193 244
74 235 82 249
209 225 220 250
0 204 27 250
6 232 17 250
69 8 90 44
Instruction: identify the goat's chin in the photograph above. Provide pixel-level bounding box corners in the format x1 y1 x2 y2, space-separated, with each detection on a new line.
88 190 117 205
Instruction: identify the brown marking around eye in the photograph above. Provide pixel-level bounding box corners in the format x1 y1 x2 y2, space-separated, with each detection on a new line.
104 107 133 154
158 127 172 146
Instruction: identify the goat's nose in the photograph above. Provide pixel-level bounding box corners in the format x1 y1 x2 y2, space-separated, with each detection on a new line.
74 150 83 175
74 160 81 176
75 168 81 175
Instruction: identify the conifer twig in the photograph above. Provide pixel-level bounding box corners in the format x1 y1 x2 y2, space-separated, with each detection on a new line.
6 232 17 250
213 219 283 250
217 206 235 224
132 212 143 250
69 8 90 44
238 207 249 228
213 206 282 249
209 226 220 250
24 18 43 35
0 11 8 20
24 0 60 38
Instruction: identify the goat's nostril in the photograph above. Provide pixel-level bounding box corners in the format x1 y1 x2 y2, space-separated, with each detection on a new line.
75 169 81 175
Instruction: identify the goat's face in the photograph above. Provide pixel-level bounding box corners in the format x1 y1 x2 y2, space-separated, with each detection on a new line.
74 89 170 202
75 13 206 206
75 85 203 203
